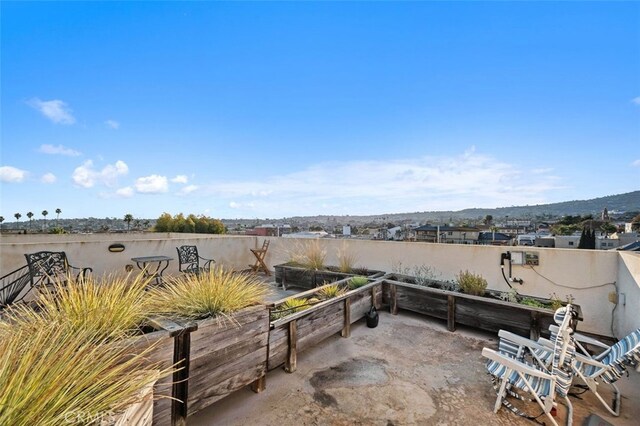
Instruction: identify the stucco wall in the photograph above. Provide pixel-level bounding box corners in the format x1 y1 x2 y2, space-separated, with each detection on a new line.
2 234 636 337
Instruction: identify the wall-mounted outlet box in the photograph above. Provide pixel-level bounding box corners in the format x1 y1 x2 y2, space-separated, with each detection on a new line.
525 252 539 266
510 251 524 265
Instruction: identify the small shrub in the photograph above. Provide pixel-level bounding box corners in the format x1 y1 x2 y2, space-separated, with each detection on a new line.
317 283 346 300
348 276 369 290
286 240 327 270
456 270 487 296
337 243 357 273
499 288 519 304
412 265 440 286
1 273 152 341
549 293 575 311
270 297 311 321
148 267 271 321
520 297 547 309
0 314 170 426
441 280 460 292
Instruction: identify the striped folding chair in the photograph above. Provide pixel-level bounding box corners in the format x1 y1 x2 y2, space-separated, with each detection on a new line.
483 306 578 426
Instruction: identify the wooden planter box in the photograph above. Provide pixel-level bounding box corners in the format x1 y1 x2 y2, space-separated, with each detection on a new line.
108 382 156 426
186 305 269 417
127 305 269 425
273 264 384 290
267 278 383 372
382 277 582 340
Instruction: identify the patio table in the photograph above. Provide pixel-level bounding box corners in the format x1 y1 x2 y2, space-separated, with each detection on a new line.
131 255 173 286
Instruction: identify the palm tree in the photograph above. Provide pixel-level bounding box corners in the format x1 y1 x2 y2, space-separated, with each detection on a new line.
42 210 48 231
0 216 4 232
14 213 21 230
26 212 34 230
55 208 62 227
124 214 134 232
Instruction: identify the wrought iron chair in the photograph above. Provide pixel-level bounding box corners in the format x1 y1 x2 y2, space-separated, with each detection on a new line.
24 251 92 293
176 245 215 275
0 264 32 310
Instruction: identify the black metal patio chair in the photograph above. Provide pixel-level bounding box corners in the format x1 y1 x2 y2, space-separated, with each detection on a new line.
0 264 32 310
24 251 92 294
176 245 215 275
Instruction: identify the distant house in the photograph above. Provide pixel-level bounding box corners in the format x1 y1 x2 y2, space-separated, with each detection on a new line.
477 231 513 246
415 225 480 244
554 235 581 249
245 224 291 237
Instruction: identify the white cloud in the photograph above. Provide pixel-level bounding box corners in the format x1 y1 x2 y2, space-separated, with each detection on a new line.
105 119 120 129
135 175 169 193
72 160 129 188
200 150 562 216
171 175 188 184
0 166 28 182
632 97 640 105
178 184 198 195
632 159 640 167
115 187 134 198
41 173 57 184
38 144 81 157
27 98 75 124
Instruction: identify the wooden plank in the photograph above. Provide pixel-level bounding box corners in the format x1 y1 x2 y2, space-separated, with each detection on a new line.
395 286 448 319
187 348 267 402
172 330 191 426
285 320 297 373
267 325 288 370
390 284 398 315
342 297 351 338
447 295 456 332
187 363 266 416
189 334 266 378
455 296 531 336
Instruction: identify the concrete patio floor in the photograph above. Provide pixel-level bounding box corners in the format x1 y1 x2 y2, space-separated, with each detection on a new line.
190 308 640 426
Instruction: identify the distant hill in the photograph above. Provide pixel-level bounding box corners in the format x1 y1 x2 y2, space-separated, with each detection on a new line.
279 190 640 224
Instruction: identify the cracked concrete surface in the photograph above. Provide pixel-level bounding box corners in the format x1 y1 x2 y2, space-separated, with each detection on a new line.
190 310 640 426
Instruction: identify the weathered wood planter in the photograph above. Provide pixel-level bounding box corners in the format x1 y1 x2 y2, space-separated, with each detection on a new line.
186 305 269 417
267 278 383 372
127 304 269 425
273 263 384 290
109 382 156 426
382 275 582 339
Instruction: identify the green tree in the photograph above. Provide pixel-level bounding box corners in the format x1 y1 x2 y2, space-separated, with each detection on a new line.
601 223 616 235
14 213 21 229
483 215 493 225
55 208 62 227
0 216 4 231
26 212 34 230
124 214 134 231
155 213 172 232
42 210 48 231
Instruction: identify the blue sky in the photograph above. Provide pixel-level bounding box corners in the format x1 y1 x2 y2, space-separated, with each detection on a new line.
1 1 639 220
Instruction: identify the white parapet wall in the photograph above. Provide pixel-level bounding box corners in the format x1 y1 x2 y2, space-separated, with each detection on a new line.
1 233 638 338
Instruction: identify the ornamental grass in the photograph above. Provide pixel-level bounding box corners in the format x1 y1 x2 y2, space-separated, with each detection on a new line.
286 239 327 270
337 242 358 273
317 283 346 299
0 272 152 342
0 319 167 426
148 267 271 320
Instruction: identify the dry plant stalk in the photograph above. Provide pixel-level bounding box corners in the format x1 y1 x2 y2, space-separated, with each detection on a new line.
0 324 168 426
147 266 271 321
337 242 358 273
0 272 153 341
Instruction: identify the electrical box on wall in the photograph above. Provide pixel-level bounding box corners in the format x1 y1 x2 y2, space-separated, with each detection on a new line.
525 252 539 266
510 251 524 265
